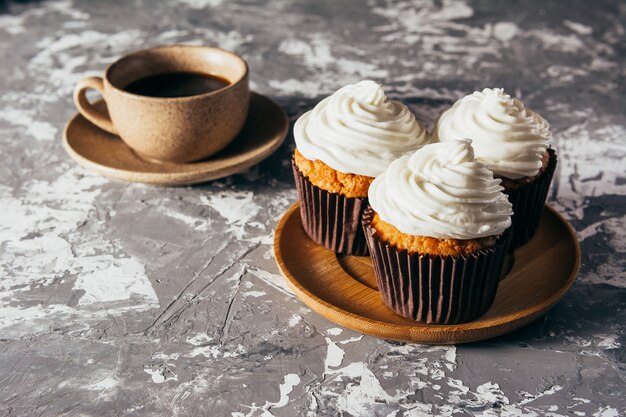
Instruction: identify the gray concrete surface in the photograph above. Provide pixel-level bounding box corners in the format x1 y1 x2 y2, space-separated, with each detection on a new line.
0 0 625 415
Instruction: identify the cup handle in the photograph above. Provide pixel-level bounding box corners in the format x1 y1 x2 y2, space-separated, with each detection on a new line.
73 76 118 135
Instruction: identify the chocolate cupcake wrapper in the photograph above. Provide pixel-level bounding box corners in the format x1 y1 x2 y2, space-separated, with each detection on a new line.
292 159 369 256
362 208 511 324
505 149 557 249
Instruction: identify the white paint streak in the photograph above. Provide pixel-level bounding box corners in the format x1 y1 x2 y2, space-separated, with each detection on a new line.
144 367 177 384
0 108 58 141
0 15 26 35
153 352 181 361
577 219 606 241
272 374 301 409
287 314 302 327
518 385 563 405
247 266 294 297
447 377 470 396
313 344 460 416
31 30 141 98
326 327 343 336
374 0 473 32
493 22 518 42
273 31 390 96
0 0 89 35
563 20 593 35
176 0 225 9
0 169 159 336
189 343 246 359
201 191 260 238
87 377 118 391
279 37 334 67
324 338 345 370
0 304 76 331
593 407 620 417
475 382 509 405
187 333 212 346
528 30 585 53
444 346 457 364
326 362 400 416
73 257 158 307
595 334 620 349
185 333 246 359
242 290 266 298
268 79 324 98
235 374 301 417
338 335 363 345
156 205 211 231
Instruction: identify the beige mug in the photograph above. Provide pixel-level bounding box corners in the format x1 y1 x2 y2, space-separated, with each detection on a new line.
73 45 249 164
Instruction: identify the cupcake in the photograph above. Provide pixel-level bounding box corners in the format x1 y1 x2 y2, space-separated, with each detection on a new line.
434 88 556 249
363 139 513 324
293 80 429 255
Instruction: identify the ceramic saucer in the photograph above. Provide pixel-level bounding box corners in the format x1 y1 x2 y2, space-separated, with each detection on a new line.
63 93 288 185
274 203 580 344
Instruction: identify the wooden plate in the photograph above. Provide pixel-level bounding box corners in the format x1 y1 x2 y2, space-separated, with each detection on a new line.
274 203 580 344
63 93 288 185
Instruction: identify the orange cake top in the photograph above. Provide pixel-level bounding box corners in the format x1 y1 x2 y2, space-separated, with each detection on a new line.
294 148 373 198
370 212 497 257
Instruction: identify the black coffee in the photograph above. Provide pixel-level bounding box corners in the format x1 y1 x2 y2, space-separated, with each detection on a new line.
124 72 229 98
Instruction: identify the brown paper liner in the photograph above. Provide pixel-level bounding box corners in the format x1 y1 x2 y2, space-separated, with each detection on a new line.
362 208 512 324
504 149 557 250
292 159 369 256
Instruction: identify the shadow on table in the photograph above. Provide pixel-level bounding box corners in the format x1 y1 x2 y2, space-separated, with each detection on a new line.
462 282 626 355
0 0 43 14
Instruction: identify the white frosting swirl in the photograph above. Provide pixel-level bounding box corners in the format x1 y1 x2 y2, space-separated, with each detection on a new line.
294 80 429 177
435 88 551 179
369 139 513 240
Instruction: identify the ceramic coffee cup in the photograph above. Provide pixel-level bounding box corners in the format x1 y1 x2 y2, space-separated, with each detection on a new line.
73 45 249 164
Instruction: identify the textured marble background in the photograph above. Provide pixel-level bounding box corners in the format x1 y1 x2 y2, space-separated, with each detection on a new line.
0 0 625 416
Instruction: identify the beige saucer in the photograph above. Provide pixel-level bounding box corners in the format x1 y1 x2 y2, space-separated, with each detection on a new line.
274 203 580 344
63 93 288 185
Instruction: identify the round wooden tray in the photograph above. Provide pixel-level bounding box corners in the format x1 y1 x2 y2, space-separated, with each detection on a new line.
274 203 580 344
63 93 288 186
